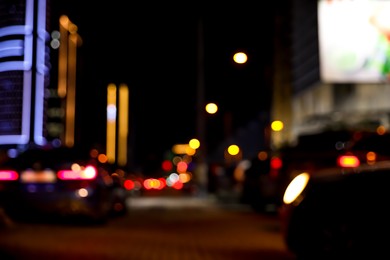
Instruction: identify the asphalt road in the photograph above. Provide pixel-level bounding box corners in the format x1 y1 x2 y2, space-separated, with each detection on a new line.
0 196 296 260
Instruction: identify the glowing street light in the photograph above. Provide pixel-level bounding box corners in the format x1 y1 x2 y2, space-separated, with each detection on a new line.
233 52 248 64
205 103 218 114
227 144 240 156
271 120 284 132
224 144 242 164
189 138 200 150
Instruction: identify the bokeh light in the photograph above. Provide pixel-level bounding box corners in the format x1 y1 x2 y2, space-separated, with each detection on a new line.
233 52 248 64
227 144 240 156
271 120 284 131
189 138 200 149
205 103 218 114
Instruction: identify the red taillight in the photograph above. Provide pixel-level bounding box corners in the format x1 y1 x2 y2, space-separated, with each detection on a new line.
0 170 19 181
338 155 360 168
172 180 183 190
57 165 97 180
270 156 283 178
124 179 135 190
270 156 283 170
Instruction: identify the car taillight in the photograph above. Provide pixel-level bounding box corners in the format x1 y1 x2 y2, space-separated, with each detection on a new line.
57 165 97 180
270 156 283 178
270 156 283 170
337 155 360 168
143 178 165 190
0 170 19 181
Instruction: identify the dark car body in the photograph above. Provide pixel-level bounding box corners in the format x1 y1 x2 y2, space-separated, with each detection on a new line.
240 155 282 214
0 146 127 224
280 160 390 259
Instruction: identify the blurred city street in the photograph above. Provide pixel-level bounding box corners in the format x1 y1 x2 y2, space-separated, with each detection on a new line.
0 195 296 260
2 1 390 259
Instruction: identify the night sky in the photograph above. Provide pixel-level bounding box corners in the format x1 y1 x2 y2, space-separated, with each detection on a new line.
50 1 276 170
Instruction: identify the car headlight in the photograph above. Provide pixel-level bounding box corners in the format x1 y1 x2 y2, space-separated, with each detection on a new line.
283 172 310 205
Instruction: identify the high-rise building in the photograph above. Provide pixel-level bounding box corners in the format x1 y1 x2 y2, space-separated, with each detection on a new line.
0 0 52 147
272 0 390 149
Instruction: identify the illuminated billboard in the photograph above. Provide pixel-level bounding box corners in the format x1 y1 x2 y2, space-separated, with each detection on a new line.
318 0 390 83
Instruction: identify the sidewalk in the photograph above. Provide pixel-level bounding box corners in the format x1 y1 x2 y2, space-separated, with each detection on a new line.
127 194 218 209
126 194 253 212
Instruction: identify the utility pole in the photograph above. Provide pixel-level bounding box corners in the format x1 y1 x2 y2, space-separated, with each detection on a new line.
195 15 208 196
196 16 205 158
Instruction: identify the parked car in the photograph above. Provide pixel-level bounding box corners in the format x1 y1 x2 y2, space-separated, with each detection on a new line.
277 129 390 177
240 154 282 214
106 169 128 217
0 146 127 224
279 154 390 259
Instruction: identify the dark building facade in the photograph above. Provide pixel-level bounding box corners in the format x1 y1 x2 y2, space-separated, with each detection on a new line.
271 0 390 149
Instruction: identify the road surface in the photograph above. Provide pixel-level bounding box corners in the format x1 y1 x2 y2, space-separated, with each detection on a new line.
0 196 297 260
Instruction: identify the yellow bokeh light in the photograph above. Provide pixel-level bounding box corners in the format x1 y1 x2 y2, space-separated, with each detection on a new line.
271 120 284 132
172 144 188 154
71 163 81 171
179 172 191 183
185 146 196 156
233 52 248 64
227 144 240 156
189 138 200 149
205 103 218 114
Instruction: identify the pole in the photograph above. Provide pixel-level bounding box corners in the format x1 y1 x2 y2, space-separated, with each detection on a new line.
195 15 208 197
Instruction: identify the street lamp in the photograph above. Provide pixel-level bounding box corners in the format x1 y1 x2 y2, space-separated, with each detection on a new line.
271 120 284 132
205 102 218 114
224 144 242 165
189 138 200 150
233 52 248 64
271 120 284 150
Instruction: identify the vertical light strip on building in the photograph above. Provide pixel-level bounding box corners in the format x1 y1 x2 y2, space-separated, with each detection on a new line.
58 15 68 98
106 84 117 164
117 84 129 166
64 30 78 147
59 17 80 148
33 0 48 145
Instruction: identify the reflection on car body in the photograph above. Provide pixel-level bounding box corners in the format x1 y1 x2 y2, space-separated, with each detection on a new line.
0 146 128 224
280 155 390 259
